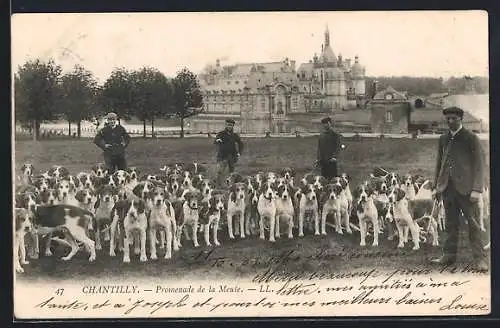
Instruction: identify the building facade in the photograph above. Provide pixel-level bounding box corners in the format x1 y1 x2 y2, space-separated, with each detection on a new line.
188 26 367 134
368 86 411 134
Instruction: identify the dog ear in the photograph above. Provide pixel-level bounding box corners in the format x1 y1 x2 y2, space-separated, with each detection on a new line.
397 188 406 201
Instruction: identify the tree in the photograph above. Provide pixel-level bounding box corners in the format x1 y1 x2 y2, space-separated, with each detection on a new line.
99 67 135 121
59 65 99 137
14 59 62 141
171 68 204 138
129 67 172 138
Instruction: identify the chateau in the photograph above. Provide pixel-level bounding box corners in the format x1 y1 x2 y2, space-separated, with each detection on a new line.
188 26 367 134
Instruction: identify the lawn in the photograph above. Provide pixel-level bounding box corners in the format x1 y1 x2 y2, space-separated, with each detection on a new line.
14 136 490 282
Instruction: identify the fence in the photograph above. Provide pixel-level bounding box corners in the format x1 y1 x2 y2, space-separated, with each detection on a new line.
14 124 489 141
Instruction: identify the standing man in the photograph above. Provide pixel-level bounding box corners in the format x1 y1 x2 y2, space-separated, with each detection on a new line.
430 106 488 271
214 119 244 187
317 117 343 180
93 112 131 174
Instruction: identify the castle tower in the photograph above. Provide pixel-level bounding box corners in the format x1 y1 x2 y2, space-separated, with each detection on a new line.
351 55 366 96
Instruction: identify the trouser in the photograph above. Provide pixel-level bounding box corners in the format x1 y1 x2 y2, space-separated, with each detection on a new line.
320 160 338 180
216 156 236 187
104 153 127 174
441 180 488 263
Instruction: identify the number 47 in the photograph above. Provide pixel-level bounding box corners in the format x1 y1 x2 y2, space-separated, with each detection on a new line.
55 288 64 296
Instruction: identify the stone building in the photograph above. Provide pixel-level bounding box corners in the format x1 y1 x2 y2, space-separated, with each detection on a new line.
368 86 411 134
188 26 367 134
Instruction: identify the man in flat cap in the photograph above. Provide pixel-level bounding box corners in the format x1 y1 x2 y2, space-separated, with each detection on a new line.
214 119 244 187
430 106 488 271
317 117 343 180
94 112 131 174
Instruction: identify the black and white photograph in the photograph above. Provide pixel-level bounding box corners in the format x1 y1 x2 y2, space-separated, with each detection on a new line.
12 11 490 318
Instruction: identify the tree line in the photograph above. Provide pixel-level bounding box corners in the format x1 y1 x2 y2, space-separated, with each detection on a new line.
14 59 204 141
364 75 489 98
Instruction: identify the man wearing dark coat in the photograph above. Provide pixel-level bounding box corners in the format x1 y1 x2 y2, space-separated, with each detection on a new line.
430 106 488 271
93 112 131 174
317 117 343 180
214 119 244 187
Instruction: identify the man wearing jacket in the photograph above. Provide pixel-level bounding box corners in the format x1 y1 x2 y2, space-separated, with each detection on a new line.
430 106 488 271
317 117 343 180
214 119 244 187
93 112 131 174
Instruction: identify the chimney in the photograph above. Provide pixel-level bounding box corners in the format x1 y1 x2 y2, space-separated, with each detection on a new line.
290 60 296 71
216 59 220 67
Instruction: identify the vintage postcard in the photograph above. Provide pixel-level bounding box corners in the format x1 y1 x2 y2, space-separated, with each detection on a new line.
12 11 490 319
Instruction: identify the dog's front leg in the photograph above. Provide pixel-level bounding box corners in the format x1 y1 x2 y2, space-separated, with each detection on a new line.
149 227 158 260
274 214 280 239
314 209 320 236
192 220 200 248
30 230 40 259
227 212 235 239
288 215 294 239
95 222 102 250
109 217 118 257
269 215 276 242
140 228 148 262
298 211 305 237
123 229 131 263
344 210 352 234
44 232 53 257
214 217 221 246
165 223 173 259
15 236 24 273
396 223 404 248
240 211 246 239
19 234 29 265
410 221 420 250
372 218 379 247
204 223 211 247
321 209 328 235
259 215 265 240
359 215 367 246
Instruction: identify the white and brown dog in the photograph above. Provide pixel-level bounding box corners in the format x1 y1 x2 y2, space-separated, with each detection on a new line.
94 186 117 250
15 208 33 273
320 183 343 235
120 199 148 263
257 181 277 242
148 187 177 260
56 179 79 206
33 204 96 262
387 187 420 250
274 184 295 239
352 184 379 247
199 191 225 246
226 182 247 239
20 163 35 185
175 190 203 248
332 177 352 234
298 184 319 237
91 163 108 179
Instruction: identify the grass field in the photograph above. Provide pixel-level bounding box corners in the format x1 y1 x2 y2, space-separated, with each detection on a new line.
14 136 490 282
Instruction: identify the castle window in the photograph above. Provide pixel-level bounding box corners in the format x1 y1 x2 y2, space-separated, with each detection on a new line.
235 80 239 84
227 81 231 85
292 96 298 110
385 111 393 123
260 96 266 110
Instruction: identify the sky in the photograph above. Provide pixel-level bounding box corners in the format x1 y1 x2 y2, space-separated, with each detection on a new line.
11 11 489 84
